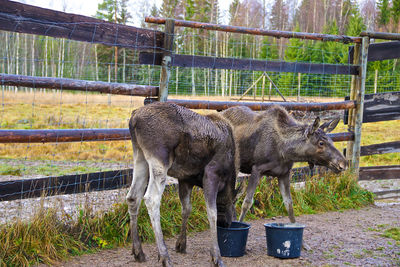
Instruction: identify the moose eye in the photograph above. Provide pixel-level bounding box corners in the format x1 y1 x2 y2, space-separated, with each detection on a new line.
318 141 324 146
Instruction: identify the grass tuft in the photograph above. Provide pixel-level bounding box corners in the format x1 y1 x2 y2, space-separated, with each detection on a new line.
240 170 374 220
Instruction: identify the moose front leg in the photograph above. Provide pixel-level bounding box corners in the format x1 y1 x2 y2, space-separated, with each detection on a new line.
278 173 311 250
175 182 193 253
239 168 261 222
278 172 295 223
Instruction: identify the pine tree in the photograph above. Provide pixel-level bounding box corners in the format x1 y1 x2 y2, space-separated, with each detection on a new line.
270 0 289 30
160 0 179 18
392 0 400 31
377 0 391 31
346 12 366 36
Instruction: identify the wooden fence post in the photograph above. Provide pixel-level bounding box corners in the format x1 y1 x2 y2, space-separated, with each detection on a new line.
158 19 175 102
346 44 360 164
350 36 370 174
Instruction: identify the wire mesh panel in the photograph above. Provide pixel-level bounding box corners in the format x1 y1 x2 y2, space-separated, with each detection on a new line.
0 2 165 223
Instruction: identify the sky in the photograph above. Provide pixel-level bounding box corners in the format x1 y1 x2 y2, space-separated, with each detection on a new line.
15 0 235 25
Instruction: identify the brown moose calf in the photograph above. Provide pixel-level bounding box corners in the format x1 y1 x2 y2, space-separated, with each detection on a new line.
222 105 348 223
127 102 240 267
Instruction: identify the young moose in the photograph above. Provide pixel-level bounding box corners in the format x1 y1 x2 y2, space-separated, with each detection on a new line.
127 102 239 267
222 105 348 223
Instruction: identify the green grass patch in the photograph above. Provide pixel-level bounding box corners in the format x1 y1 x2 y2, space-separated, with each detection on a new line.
0 162 107 177
240 170 374 220
0 171 374 266
0 165 23 176
382 227 400 241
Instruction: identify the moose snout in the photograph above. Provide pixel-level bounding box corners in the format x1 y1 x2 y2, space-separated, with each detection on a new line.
338 159 348 171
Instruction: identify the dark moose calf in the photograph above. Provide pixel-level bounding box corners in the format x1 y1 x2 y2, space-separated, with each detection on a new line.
126 102 240 267
222 105 348 223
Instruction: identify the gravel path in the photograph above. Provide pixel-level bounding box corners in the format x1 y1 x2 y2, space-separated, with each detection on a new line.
51 203 400 267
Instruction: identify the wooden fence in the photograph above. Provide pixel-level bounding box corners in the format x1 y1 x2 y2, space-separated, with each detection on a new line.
0 0 399 201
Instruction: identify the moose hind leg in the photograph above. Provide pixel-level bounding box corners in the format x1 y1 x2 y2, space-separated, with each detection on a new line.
203 167 225 267
278 173 295 223
144 159 172 267
126 148 149 262
175 182 193 253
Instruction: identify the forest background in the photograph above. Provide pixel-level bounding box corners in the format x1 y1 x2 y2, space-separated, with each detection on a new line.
1 0 400 98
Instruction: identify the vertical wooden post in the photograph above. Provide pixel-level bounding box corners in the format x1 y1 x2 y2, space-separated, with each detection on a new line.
158 19 175 102
297 72 301 101
351 36 370 174
374 69 378 94
268 81 272 100
261 74 266 102
346 43 360 164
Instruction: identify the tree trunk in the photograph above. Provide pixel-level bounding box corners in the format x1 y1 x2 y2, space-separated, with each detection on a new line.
44 36 48 77
80 44 87 79
122 48 126 83
94 44 99 80
191 34 196 96
31 37 35 93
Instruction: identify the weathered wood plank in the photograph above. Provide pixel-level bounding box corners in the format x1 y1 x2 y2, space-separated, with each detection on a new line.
360 31 400 41
360 141 400 156
344 91 400 124
2 164 398 201
359 165 400 181
139 52 359 75
0 129 131 143
291 165 400 182
0 169 132 201
166 99 356 111
0 0 163 50
0 73 159 96
0 128 352 144
349 41 400 63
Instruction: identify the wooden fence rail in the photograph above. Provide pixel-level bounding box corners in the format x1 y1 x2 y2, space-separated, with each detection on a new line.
360 31 400 41
344 91 400 124
0 129 130 143
0 74 159 97
0 129 352 143
139 52 359 75
2 164 399 202
0 0 164 50
145 17 362 43
164 99 356 111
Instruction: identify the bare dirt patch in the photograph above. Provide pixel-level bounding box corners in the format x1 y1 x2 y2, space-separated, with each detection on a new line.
52 204 400 267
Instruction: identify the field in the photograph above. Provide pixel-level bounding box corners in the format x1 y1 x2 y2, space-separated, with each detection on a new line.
0 90 399 178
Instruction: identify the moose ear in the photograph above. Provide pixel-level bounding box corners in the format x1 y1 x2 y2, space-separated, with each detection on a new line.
306 117 320 137
320 117 340 133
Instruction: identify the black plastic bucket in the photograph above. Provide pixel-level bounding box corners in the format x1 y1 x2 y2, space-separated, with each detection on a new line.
217 221 251 257
264 223 305 258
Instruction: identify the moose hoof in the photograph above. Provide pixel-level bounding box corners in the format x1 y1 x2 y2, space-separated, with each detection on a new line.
160 255 173 267
211 257 225 267
175 238 187 253
302 241 311 251
132 247 146 262
210 252 225 267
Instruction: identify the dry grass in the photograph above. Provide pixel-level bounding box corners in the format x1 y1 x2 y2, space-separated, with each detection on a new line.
1 91 399 168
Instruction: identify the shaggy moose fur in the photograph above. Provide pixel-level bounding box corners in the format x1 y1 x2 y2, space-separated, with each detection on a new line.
222 105 347 223
126 102 239 267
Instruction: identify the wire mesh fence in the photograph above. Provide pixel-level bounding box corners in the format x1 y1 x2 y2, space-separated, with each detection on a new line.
0 3 399 224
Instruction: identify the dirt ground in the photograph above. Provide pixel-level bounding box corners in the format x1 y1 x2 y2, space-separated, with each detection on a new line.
54 203 400 267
